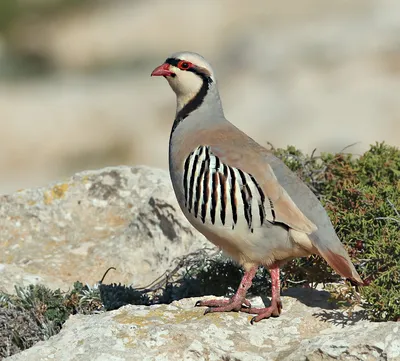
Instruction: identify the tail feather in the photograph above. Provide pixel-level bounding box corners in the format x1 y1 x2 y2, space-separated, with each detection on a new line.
322 248 363 285
309 232 363 285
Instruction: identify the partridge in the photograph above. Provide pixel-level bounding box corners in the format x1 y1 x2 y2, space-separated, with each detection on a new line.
151 51 362 323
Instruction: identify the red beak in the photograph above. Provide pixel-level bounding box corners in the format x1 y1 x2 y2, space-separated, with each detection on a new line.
151 63 174 77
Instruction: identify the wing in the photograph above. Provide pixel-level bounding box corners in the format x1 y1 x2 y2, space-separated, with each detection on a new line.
182 145 317 234
207 145 317 234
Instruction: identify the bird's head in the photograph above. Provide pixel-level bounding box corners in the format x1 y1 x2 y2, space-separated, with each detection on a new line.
151 51 216 112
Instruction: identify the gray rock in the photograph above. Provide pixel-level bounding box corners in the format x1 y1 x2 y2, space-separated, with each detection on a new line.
5 291 400 361
0 166 208 293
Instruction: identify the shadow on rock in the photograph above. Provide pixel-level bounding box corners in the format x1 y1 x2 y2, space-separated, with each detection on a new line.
282 287 338 310
99 276 342 314
313 308 367 327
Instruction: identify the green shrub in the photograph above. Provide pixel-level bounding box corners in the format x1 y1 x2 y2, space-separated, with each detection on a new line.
0 282 102 359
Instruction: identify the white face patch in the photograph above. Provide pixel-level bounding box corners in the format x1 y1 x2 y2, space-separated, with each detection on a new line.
166 70 203 111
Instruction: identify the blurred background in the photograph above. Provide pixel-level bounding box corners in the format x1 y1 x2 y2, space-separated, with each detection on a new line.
0 0 399 194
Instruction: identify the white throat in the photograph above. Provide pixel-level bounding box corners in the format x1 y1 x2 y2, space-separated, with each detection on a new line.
176 91 197 114
166 70 203 114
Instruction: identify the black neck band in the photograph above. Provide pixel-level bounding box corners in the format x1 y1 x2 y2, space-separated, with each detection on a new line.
166 58 212 136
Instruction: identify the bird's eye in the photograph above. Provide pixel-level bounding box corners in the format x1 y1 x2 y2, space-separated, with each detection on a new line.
178 61 191 70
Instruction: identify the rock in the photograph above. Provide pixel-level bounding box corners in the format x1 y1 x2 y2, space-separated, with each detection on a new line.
5 290 400 361
0 166 208 294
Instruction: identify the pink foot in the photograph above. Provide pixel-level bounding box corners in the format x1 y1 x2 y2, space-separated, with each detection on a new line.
242 298 283 324
195 266 257 315
244 266 283 324
195 297 251 313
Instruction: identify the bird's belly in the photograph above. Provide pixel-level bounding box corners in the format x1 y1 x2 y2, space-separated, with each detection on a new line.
187 212 305 268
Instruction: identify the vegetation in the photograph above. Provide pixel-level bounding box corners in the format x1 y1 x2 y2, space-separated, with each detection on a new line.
1 142 399 359
0 282 101 359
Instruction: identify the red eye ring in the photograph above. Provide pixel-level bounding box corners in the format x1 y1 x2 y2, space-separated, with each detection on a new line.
177 61 191 70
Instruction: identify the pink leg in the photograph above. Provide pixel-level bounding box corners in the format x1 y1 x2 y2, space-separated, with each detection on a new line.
241 266 282 324
195 266 257 313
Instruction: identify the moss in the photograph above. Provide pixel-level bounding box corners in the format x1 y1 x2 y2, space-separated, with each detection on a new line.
113 305 203 326
43 183 69 205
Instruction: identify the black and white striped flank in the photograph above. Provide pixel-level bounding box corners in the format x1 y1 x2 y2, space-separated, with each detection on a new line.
183 145 276 232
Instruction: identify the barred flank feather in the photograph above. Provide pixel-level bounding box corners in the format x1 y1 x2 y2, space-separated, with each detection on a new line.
183 146 276 231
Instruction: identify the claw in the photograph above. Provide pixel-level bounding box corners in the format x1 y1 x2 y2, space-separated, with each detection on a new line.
243 299 252 308
245 299 283 323
204 307 212 315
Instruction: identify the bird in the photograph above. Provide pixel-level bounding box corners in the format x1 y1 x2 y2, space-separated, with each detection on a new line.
151 51 363 324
